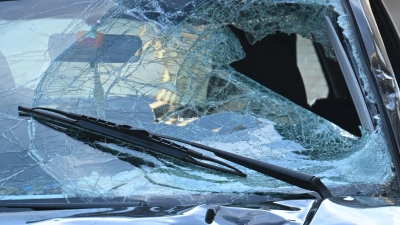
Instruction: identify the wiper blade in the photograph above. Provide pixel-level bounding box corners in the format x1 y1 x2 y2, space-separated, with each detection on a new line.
18 106 332 199
18 106 246 177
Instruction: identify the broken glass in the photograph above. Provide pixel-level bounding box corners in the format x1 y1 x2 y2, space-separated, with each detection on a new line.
0 0 394 203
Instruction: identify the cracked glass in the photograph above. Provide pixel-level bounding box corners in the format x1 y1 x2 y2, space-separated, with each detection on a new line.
0 0 394 203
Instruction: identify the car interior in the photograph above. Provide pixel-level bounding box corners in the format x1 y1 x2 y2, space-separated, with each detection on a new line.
226 25 362 136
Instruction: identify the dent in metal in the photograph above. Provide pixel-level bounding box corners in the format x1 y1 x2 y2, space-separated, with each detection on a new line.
212 200 314 225
5 197 400 225
310 196 400 224
2 200 316 225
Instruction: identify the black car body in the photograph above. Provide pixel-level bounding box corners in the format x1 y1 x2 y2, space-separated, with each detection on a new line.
1 0 400 224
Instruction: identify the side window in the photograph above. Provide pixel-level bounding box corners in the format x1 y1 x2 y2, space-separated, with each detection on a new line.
300 35 363 137
296 35 328 104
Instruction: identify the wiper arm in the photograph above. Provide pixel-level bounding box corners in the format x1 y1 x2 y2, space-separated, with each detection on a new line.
154 135 332 199
18 106 332 199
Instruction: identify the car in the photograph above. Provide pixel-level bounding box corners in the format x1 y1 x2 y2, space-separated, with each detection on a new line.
1 0 400 224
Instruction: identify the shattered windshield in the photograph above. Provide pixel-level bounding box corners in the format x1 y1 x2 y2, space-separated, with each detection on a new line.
0 0 394 203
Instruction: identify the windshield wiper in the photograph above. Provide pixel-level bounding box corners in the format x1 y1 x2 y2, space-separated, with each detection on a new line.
18 106 245 177
18 106 332 199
